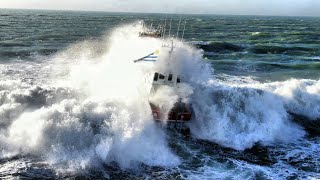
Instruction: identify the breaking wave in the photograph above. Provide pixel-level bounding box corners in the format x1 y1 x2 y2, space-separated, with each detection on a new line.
190 78 319 150
0 23 181 171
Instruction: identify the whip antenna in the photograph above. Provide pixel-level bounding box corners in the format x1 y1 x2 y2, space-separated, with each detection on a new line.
176 17 182 39
182 19 187 40
168 18 172 38
163 18 167 40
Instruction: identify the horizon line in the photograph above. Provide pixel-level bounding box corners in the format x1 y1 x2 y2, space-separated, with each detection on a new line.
1 7 319 18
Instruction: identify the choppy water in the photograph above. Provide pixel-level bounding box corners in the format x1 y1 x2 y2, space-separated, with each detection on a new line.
0 9 319 179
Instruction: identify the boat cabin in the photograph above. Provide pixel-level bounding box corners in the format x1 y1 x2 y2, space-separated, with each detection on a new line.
150 72 181 93
149 72 192 123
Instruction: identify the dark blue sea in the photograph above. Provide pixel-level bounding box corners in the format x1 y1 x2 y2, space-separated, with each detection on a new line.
0 9 319 179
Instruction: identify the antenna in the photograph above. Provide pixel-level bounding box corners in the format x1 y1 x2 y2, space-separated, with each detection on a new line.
168 18 172 38
142 20 145 31
181 19 187 40
176 17 182 39
170 39 174 53
162 18 167 40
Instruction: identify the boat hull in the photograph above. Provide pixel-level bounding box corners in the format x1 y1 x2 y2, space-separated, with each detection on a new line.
149 102 192 123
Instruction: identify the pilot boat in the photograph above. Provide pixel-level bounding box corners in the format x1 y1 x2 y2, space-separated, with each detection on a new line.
135 20 193 124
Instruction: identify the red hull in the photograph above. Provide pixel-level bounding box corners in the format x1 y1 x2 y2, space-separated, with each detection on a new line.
149 102 192 122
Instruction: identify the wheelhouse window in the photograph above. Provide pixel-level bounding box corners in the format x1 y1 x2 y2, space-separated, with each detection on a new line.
177 76 181 83
153 72 159 81
168 74 173 81
159 74 165 79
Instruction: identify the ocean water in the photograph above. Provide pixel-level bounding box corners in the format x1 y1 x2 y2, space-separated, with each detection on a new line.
0 9 319 179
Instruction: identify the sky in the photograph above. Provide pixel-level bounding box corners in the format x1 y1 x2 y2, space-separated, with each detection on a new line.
1 0 320 16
